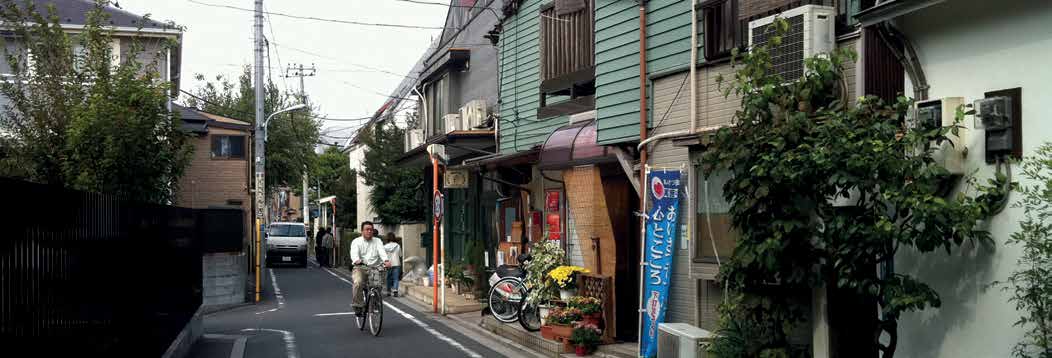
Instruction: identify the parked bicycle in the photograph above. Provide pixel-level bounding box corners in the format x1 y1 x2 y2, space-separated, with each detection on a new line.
353 263 385 336
487 254 542 332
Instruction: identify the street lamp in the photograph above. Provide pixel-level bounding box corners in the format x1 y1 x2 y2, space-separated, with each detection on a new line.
263 103 308 142
253 103 307 303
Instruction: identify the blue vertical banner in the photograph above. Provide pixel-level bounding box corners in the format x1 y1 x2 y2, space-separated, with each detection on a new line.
640 169 682 358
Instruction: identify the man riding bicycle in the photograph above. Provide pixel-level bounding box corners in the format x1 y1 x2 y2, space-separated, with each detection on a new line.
349 221 390 315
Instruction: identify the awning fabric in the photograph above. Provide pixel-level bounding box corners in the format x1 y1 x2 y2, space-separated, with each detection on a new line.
538 120 616 170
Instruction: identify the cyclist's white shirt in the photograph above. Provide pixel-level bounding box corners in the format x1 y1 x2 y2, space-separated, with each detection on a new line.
350 236 389 266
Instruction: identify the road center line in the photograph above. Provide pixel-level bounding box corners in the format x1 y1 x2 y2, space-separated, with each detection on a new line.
241 328 298 358
324 267 483 358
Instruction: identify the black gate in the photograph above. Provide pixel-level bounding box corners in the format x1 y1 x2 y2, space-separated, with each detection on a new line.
0 178 204 356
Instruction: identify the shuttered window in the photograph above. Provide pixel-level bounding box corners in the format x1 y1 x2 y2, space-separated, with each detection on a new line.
701 0 743 61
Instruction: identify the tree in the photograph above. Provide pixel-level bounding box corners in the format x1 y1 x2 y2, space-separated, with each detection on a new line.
359 120 424 224
704 19 1010 357
997 142 1052 358
185 67 320 189
312 146 356 228
0 0 191 204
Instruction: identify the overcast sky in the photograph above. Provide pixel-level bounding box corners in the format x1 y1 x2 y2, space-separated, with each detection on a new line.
116 0 447 145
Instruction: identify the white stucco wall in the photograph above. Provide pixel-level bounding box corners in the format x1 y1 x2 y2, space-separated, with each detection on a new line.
347 143 376 229
894 1 1052 357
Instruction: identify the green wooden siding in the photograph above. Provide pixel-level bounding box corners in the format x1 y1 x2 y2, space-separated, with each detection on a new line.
498 0 568 154
595 0 698 145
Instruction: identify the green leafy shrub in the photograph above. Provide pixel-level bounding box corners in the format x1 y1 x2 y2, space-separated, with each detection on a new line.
703 18 1009 357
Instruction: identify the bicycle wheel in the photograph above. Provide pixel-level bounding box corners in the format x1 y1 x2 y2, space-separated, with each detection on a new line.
488 277 525 323
355 295 366 331
517 299 542 332
368 289 384 336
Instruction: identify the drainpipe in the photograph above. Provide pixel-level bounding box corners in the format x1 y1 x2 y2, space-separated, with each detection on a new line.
636 0 648 354
689 0 698 134
638 2 648 199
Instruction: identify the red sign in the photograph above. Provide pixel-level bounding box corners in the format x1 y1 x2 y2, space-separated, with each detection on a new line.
545 190 560 212
545 190 562 240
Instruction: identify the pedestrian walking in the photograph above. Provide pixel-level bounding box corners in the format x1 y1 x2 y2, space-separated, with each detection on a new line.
320 228 335 268
383 232 402 297
314 228 327 267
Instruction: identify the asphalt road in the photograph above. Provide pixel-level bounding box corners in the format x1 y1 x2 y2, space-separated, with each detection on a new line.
192 261 507 358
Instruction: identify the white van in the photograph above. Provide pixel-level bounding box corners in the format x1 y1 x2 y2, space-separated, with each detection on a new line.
266 222 308 267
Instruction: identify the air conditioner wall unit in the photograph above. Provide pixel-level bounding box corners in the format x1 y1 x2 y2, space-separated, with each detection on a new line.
406 129 424 150
748 5 836 83
460 99 488 130
444 114 462 134
657 323 713 358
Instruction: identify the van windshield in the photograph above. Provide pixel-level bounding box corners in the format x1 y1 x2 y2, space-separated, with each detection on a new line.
268 224 305 237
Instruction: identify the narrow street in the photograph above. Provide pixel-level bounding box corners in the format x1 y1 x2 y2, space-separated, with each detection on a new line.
191 261 506 358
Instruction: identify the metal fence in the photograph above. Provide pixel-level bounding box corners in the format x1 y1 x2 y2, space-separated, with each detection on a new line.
198 208 245 253
0 178 205 356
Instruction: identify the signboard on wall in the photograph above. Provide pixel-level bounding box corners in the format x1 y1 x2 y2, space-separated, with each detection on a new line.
640 169 682 358
443 169 469 189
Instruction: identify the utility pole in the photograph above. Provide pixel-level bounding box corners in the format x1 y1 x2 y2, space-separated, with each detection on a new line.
286 63 316 235
253 0 266 303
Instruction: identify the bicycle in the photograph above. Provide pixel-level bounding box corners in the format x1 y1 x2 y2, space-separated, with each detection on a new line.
486 254 542 332
353 263 385 336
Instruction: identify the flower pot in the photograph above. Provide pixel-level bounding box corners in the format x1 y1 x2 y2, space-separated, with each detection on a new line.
540 325 557 340
575 345 590 356
538 305 552 326
559 288 576 300
549 323 573 341
582 312 602 325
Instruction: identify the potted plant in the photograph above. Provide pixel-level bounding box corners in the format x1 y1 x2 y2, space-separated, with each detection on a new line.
567 296 602 325
548 265 589 300
524 241 566 305
542 307 581 341
569 322 602 356
445 261 475 295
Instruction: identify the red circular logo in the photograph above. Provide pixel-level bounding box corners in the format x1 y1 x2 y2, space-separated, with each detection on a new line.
651 177 665 200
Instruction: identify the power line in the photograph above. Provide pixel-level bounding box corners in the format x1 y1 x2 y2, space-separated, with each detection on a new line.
268 40 417 80
187 0 453 30
264 4 290 91
178 89 374 122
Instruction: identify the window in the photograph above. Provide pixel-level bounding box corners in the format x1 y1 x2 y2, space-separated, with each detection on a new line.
701 0 743 61
537 1 595 118
694 168 737 262
423 74 449 137
210 135 246 159
268 224 305 237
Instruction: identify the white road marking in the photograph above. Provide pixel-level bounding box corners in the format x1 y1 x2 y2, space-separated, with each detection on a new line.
323 267 353 285
256 269 285 315
384 302 484 358
313 312 357 317
324 266 484 358
241 328 298 358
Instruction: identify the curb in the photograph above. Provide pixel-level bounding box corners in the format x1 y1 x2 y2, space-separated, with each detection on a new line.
161 306 204 358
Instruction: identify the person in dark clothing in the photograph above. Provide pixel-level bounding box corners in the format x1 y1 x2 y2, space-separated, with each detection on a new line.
320 228 334 267
315 228 328 267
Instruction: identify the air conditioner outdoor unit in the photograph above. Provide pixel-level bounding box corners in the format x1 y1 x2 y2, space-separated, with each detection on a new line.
748 5 836 83
460 99 488 130
405 128 424 150
912 97 968 175
444 114 462 134
657 323 713 358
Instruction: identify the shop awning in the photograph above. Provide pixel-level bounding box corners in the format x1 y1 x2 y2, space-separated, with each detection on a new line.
456 147 541 170
538 120 616 170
